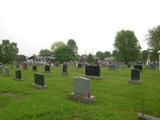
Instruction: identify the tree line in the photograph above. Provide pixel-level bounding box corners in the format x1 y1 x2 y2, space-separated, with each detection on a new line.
0 25 160 64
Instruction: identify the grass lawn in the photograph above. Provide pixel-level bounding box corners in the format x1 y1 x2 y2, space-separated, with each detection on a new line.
0 65 160 120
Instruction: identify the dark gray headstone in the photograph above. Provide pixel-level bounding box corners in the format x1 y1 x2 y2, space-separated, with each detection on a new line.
62 64 68 74
32 65 37 71
134 64 143 71
34 73 47 88
85 66 100 77
131 69 140 80
15 70 22 80
44 65 50 72
129 69 142 83
77 63 82 68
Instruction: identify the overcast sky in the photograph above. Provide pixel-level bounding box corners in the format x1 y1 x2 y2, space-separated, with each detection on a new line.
0 0 160 56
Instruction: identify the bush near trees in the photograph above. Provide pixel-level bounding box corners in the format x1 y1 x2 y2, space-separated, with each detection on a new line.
0 40 18 63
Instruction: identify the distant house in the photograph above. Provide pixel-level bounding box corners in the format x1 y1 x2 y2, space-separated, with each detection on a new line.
102 57 115 65
27 56 56 64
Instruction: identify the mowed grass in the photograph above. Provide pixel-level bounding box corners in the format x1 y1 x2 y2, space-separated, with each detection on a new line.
0 65 160 120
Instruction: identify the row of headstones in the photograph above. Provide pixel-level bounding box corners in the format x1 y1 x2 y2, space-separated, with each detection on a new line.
22 63 82 70
1 63 143 82
33 64 68 73
0 64 68 76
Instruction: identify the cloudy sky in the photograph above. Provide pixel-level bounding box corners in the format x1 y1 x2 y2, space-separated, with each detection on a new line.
0 0 160 56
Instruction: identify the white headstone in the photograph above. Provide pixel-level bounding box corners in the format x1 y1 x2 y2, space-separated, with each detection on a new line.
73 77 90 96
71 77 95 102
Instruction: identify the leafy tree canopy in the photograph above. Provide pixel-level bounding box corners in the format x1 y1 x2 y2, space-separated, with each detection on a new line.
54 45 75 62
39 49 53 57
50 41 65 52
67 39 78 55
114 30 141 64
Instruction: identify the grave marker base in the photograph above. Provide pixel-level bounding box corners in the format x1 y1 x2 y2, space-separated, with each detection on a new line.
71 92 95 103
62 72 68 75
44 71 51 73
129 80 142 84
84 75 102 80
138 112 160 120
32 83 47 89
14 78 23 81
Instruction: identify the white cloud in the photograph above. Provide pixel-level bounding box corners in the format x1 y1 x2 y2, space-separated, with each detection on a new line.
0 0 160 56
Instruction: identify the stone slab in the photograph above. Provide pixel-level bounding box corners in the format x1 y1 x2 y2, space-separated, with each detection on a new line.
84 75 102 80
71 92 95 103
129 80 143 84
33 83 47 89
138 112 160 120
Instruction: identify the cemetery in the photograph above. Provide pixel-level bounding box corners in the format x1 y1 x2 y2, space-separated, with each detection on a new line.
0 2 160 119
0 64 159 120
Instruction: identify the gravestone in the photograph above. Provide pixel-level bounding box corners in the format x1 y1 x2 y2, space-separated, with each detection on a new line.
16 64 20 69
33 73 47 88
5 65 10 76
134 64 143 71
77 63 82 68
0 64 2 74
32 65 37 71
14 70 22 80
71 77 95 103
127 63 131 68
85 65 101 79
148 63 156 70
55 62 59 67
62 63 68 75
44 65 50 72
129 69 142 84
22 63 28 70
108 64 117 70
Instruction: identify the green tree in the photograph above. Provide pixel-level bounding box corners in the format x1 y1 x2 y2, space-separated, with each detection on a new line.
39 49 53 57
146 25 160 51
114 30 141 64
50 41 65 52
0 40 19 63
86 53 95 64
54 46 75 62
149 50 158 62
67 39 78 55
146 25 160 61
141 50 149 63
104 51 111 58
96 51 104 60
